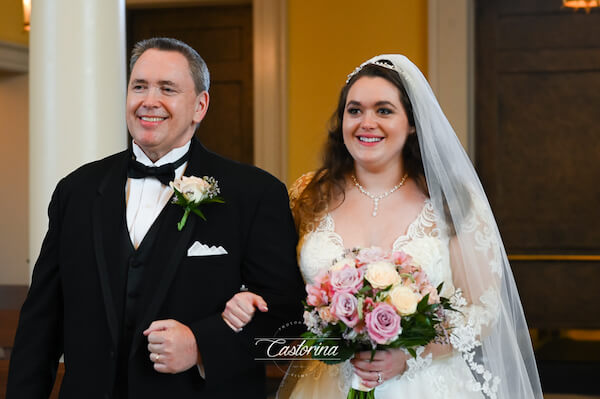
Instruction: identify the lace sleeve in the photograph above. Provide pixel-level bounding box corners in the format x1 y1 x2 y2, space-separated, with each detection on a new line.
450 193 502 329
288 171 315 211
445 192 503 397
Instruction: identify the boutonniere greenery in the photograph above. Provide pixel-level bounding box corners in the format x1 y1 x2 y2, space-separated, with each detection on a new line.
169 176 225 231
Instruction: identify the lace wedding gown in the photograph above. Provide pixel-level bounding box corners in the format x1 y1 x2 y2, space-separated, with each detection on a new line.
282 200 486 399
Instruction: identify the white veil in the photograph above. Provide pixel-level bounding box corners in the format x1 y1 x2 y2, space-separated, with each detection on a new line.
362 54 543 398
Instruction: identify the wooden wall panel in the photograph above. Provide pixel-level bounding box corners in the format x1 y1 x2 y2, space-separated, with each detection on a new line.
496 71 600 251
127 5 254 165
512 261 600 328
475 1 600 327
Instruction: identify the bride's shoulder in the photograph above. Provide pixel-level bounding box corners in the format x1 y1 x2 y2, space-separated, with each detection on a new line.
402 178 431 213
288 171 317 207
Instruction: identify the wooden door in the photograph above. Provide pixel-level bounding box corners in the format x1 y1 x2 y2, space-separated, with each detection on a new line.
476 1 600 394
127 5 254 165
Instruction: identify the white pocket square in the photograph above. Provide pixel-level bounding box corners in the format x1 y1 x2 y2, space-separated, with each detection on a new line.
187 241 228 256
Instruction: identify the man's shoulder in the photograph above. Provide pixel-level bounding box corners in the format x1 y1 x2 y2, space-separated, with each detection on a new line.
198 148 283 189
60 149 129 188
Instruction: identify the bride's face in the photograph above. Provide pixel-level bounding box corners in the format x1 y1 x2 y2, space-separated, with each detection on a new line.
342 76 414 172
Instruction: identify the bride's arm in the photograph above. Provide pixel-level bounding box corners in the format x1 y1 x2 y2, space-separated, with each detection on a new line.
446 192 503 342
222 172 316 331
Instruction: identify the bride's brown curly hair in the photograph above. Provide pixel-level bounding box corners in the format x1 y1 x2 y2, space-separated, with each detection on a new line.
293 62 428 236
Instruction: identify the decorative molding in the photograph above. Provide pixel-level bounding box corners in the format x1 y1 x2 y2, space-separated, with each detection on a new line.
428 0 474 158
252 0 287 181
0 40 28 73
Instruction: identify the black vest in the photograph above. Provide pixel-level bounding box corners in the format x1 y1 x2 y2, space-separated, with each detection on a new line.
113 213 163 399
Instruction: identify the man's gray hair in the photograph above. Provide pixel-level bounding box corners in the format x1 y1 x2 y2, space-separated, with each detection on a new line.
129 37 210 94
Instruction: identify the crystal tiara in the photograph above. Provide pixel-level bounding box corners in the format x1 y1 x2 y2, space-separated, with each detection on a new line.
346 60 397 84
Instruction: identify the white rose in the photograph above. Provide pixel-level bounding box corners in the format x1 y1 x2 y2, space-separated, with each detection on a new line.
171 176 210 203
364 261 400 289
387 285 420 315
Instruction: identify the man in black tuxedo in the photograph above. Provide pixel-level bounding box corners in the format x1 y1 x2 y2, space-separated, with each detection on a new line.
7 37 305 398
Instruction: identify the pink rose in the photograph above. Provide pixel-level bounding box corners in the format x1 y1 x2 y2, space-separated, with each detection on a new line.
365 303 402 344
306 283 328 306
330 265 364 294
330 292 359 327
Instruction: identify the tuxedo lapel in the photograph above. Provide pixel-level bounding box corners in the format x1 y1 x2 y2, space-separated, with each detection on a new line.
130 139 208 356
92 151 129 348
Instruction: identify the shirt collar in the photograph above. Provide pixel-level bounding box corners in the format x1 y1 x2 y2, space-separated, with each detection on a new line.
131 140 191 167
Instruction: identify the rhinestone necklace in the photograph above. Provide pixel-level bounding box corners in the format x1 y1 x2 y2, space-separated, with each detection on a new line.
351 173 408 217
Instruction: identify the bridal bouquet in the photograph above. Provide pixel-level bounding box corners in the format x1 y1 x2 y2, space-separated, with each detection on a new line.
302 247 454 399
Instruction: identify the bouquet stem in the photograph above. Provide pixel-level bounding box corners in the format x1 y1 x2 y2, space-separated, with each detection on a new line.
348 373 375 399
347 388 375 399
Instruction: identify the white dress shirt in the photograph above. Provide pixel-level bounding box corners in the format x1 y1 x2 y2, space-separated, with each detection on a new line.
126 141 190 248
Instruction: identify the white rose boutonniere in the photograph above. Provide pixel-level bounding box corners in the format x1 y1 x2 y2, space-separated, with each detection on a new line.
170 175 224 230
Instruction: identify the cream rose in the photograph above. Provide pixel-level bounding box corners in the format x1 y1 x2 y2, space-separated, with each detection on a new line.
364 261 400 289
330 257 355 271
387 285 420 315
171 176 210 203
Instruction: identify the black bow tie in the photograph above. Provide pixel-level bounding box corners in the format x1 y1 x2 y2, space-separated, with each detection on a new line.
127 151 190 186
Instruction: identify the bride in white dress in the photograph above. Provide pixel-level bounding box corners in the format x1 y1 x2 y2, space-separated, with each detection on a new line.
222 55 543 399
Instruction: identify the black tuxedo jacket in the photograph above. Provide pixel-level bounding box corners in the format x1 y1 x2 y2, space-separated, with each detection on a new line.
7 139 305 399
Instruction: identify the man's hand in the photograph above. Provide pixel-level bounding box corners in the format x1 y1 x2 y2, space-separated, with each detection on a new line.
143 319 199 373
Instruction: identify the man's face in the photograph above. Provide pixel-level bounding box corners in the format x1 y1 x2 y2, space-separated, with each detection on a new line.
126 49 209 161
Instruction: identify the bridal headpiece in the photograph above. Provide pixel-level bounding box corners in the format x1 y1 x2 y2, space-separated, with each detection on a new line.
346 59 396 83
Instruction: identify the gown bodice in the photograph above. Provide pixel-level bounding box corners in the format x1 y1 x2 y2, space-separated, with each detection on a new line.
299 199 455 298
288 200 484 399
